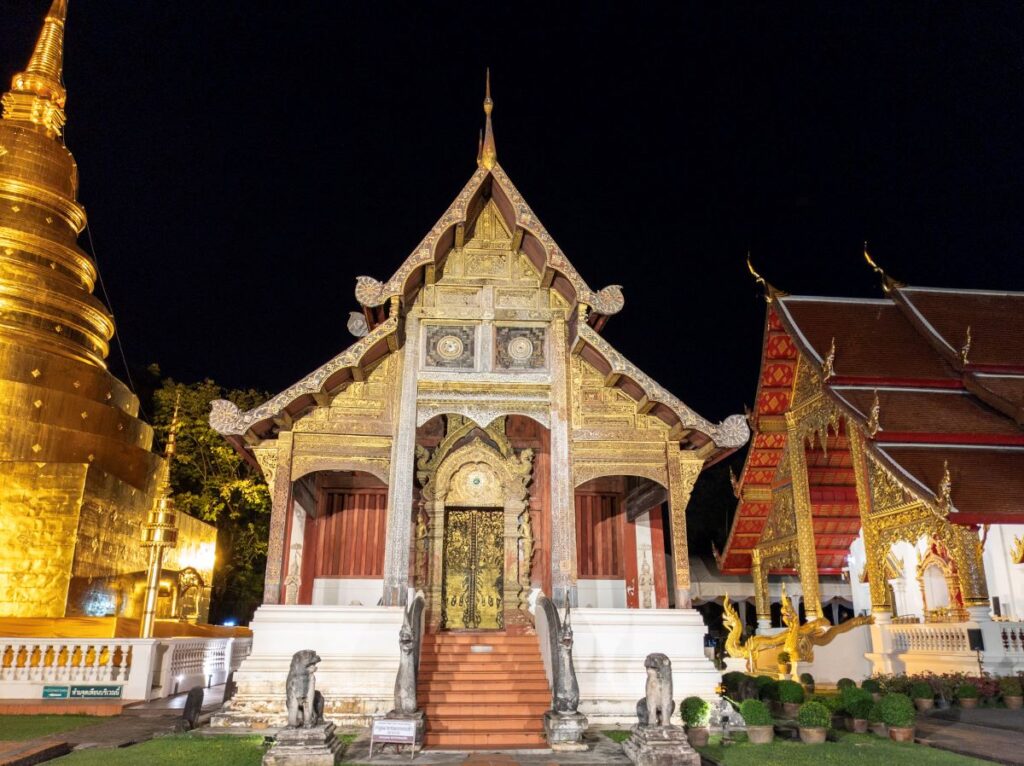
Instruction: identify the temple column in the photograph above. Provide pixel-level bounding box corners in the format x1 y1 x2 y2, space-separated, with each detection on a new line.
549 316 577 607
952 524 990 621
383 315 420 606
254 432 293 605
666 449 702 608
752 548 771 633
848 427 893 617
284 486 311 606
784 415 823 619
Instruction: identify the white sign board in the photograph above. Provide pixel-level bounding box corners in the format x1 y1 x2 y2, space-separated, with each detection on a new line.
369 717 419 760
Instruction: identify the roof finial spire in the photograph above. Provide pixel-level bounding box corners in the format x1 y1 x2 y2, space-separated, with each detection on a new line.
746 252 779 303
863 241 904 294
479 68 497 169
1 0 69 136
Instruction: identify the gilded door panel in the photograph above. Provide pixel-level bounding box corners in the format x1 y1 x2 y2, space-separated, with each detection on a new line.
442 508 504 630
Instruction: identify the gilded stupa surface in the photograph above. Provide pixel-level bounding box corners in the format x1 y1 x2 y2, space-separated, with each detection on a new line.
0 1 191 619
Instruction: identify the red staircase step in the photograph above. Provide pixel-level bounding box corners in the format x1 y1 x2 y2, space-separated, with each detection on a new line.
418 630 551 750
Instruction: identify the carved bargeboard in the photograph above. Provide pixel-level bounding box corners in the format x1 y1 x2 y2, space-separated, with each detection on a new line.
442 508 505 630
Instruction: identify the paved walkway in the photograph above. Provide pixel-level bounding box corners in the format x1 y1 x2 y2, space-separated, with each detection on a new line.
916 715 1024 766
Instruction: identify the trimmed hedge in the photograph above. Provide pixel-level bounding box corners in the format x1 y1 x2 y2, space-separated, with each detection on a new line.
796 701 831 729
910 681 934 700
722 671 748 694
861 678 881 694
756 676 779 701
848 696 874 720
878 693 916 728
739 698 773 726
681 696 711 727
778 680 805 704
799 672 814 686
836 678 856 690
867 700 884 724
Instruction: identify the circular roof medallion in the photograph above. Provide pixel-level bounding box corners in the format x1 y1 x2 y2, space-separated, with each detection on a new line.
507 336 534 361
436 335 465 360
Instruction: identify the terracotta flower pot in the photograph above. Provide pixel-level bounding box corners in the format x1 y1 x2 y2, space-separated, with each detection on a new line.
1005 696 1023 710
686 726 710 747
783 702 801 718
746 725 774 744
888 726 915 743
870 722 888 737
852 718 868 733
959 698 978 709
914 698 934 712
799 726 827 744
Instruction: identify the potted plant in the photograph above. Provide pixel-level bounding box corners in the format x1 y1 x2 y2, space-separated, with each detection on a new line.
867 700 887 737
800 672 815 695
879 693 916 742
1000 676 1023 710
778 679 805 718
796 700 830 744
681 696 711 747
861 678 882 702
739 698 774 744
777 650 791 677
910 680 934 712
841 687 873 732
956 682 979 709
836 677 856 691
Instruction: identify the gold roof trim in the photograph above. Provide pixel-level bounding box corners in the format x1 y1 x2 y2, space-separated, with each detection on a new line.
354 162 625 316
574 321 749 449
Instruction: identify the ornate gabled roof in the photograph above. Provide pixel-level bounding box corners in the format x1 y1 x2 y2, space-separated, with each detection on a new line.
354 163 625 318
721 283 1024 574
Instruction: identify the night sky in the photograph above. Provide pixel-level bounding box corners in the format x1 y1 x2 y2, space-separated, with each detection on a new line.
3 2 1024 436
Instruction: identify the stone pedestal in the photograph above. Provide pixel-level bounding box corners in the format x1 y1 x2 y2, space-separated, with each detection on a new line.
262 723 342 766
544 710 589 751
622 725 700 766
382 709 425 750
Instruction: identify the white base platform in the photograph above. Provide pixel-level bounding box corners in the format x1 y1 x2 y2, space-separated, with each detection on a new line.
212 604 403 727
212 604 718 728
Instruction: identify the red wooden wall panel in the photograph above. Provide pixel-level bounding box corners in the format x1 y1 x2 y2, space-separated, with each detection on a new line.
304 489 388 580
574 493 625 578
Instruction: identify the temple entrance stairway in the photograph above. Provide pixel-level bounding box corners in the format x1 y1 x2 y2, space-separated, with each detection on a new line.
419 631 550 749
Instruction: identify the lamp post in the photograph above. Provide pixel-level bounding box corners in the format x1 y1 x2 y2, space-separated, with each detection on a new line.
140 399 181 638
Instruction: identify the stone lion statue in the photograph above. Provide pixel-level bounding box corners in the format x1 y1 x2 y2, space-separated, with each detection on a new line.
286 650 323 729
635 652 674 727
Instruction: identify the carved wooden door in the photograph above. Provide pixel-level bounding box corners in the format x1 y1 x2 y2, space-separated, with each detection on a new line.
441 508 504 630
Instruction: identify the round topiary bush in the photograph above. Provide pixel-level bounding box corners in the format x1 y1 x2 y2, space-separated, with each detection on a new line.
722 671 747 694
999 677 1022 697
956 682 979 699
681 696 711 728
837 678 856 690
910 681 934 700
810 693 843 714
778 680 805 704
797 700 831 729
800 672 815 686
861 678 881 694
739 698 773 726
878 693 916 728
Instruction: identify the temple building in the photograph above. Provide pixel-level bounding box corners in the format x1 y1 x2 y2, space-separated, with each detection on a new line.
211 79 748 742
720 259 1024 680
0 1 216 624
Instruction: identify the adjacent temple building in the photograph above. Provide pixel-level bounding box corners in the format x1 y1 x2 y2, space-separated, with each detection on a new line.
721 261 1024 680
0 1 215 623
211 79 748 743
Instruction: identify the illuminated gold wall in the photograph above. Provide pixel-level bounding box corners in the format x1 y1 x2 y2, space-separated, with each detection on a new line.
0 1 171 618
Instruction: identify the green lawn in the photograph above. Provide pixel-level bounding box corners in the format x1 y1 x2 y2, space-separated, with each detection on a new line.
603 729 631 743
0 715 102 741
51 734 268 766
699 731 990 765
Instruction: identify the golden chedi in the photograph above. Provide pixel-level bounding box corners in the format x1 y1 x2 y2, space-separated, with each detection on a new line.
0 0 164 618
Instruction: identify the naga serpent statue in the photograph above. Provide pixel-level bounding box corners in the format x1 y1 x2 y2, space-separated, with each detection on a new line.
722 589 873 676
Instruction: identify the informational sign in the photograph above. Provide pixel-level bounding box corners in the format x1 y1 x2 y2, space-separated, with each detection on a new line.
42 685 69 699
369 717 419 760
69 685 123 699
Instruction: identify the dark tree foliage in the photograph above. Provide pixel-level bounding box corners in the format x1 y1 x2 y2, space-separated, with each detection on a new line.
149 371 270 625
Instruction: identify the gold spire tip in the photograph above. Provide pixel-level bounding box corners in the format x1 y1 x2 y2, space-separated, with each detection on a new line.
2 0 69 135
746 252 775 303
479 68 497 169
863 241 904 294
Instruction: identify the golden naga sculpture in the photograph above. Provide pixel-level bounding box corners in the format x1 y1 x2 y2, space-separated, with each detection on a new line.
722 591 873 676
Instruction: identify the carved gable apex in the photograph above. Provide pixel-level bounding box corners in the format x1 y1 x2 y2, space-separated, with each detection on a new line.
464 198 512 249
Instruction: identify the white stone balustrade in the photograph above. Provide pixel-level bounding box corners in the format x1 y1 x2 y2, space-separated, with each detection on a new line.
0 636 251 702
868 619 1024 677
